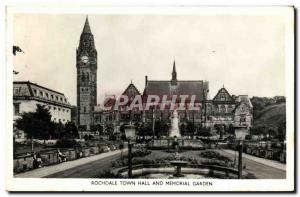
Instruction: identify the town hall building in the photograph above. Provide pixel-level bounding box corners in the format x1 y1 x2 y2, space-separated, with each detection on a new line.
76 17 253 138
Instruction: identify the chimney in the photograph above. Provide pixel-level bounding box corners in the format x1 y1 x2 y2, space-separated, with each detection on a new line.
145 75 148 87
204 81 209 92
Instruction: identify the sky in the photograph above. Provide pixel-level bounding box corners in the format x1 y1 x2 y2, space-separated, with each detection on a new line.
13 13 286 105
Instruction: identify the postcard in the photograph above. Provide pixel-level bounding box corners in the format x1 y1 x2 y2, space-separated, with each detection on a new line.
6 5 295 192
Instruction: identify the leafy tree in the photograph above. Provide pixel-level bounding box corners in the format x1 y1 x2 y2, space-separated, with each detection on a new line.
91 124 103 135
251 125 267 136
154 120 168 137
197 127 212 137
63 121 79 139
105 123 114 135
15 105 54 140
137 123 152 139
54 121 65 139
185 121 195 137
277 121 286 141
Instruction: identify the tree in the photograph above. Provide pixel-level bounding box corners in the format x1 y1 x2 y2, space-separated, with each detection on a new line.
197 127 212 137
186 121 195 137
154 120 168 137
54 121 65 139
277 121 286 141
63 121 79 139
137 123 152 140
105 123 114 134
267 128 276 140
227 124 235 135
15 105 54 140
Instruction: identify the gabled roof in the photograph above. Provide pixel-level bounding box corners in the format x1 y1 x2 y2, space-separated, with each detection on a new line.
143 80 207 102
236 95 253 108
212 87 235 103
103 95 116 108
102 83 141 110
122 82 141 97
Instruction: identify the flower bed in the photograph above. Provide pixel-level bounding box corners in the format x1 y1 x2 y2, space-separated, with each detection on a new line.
200 150 232 162
199 150 233 167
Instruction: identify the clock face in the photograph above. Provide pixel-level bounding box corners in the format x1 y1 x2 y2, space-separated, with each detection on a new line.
81 56 89 63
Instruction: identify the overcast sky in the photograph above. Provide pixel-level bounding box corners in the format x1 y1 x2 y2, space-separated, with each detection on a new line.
13 13 286 105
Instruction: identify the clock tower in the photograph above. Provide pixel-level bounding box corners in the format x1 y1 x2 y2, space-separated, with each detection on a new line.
76 16 97 131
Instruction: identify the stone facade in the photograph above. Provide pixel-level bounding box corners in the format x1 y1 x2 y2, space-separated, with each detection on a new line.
13 81 72 140
90 63 253 136
13 81 72 123
76 17 98 131
75 19 253 136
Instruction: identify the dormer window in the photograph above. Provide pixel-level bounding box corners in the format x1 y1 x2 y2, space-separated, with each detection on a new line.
13 87 21 95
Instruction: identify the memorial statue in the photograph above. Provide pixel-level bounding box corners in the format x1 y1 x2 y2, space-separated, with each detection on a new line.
169 109 181 137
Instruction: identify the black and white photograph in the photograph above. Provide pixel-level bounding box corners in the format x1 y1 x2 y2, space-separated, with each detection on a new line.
5 6 294 192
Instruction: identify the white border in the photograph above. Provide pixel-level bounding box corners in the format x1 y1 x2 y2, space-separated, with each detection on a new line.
5 6 295 192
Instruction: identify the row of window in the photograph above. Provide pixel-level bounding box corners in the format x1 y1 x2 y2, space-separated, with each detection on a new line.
53 118 67 122
36 104 70 113
13 103 70 116
32 88 68 104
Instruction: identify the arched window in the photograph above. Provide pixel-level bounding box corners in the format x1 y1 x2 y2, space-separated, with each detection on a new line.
84 106 86 113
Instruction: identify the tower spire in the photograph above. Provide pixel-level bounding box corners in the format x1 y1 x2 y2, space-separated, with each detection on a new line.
172 60 176 73
171 60 177 85
82 16 92 34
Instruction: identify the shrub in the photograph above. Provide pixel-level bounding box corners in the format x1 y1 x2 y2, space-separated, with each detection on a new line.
96 170 124 178
200 150 232 162
55 139 81 148
131 149 152 158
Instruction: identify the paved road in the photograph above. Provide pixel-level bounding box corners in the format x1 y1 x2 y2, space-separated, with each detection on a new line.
25 148 285 179
45 151 127 178
217 149 286 179
15 150 127 178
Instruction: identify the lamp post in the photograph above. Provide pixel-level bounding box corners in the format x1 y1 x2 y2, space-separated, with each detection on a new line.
124 123 136 178
238 140 243 179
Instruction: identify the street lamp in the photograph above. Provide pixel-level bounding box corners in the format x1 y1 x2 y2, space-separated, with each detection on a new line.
237 140 243 179
124 123 136 178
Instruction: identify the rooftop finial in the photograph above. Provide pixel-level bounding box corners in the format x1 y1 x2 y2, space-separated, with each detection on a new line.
171 60 177 84
82 16 92 34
